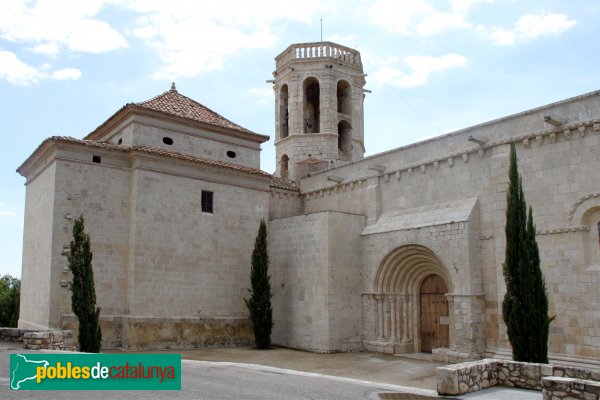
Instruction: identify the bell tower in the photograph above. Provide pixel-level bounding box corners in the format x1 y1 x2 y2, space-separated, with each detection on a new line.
272 42 366 180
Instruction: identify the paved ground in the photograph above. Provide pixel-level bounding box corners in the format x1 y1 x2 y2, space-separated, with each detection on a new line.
0 342 541 399
116 346 444 389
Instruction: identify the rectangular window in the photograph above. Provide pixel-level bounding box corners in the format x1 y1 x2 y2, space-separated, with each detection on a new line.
92 155 101 163
201 191 213 214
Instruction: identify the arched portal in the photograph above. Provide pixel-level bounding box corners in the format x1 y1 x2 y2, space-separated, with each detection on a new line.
372 244 453 354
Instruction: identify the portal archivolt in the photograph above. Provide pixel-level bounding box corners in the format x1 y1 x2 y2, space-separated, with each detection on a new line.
372 244 453 353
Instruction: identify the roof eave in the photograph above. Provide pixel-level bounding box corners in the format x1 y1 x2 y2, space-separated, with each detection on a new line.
85 105 270 144
17 136 272 180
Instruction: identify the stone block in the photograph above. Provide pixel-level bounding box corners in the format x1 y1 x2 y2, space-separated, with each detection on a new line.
437 367 460 395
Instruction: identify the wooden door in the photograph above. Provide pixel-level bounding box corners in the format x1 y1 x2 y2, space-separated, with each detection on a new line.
420 275 449 353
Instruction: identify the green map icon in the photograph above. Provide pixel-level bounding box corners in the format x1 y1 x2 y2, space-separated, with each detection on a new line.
10 354 49 390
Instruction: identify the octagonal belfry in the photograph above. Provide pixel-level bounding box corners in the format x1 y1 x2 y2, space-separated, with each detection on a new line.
272 42 367 180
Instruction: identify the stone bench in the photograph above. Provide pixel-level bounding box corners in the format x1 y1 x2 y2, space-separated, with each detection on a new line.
437 358 600 398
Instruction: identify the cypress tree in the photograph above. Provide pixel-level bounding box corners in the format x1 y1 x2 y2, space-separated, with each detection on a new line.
67 215 102 353
244 220 273 349
502 143 553 363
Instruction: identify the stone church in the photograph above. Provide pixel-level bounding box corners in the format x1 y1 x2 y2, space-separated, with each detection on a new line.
17 41 600 368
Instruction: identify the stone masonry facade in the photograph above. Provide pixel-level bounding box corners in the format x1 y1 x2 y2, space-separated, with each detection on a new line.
17 42 600 368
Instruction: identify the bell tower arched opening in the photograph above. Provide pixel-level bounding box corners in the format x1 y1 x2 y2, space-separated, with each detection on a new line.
280 154 289 180
303 77 320 133
337 80 351 115
279 84 289 139
337 120 352 160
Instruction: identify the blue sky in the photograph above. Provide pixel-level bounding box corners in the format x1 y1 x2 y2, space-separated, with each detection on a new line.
1 0 598 278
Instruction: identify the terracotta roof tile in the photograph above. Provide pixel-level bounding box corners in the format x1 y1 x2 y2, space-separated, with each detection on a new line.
270 176 299 191
86 86 269 142
17 136 272 179
136 87 259 136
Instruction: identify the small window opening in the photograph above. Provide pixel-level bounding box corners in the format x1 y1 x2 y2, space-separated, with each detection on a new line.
92 155 101 164
201 191 214 214
117 138 123 145
226 151 237 159
163 137 174 145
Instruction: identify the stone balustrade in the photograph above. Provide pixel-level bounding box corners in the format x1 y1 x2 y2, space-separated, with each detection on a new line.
437 358 600 398
276 42 362 69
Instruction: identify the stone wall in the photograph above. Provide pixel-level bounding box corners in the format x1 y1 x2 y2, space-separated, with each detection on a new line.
269 211 365 352
269 188 302 220
297 90 600 365
127 118 262 170
0 327 76 351
0 328 35 342
91 112 263 170
62 315 253 350
437 358 600 396
543 376 600 399
19 139 271 350
19 160 56 330
23 330 76 351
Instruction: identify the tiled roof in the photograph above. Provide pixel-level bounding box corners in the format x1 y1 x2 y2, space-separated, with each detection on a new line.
86 85 269 142
270 176 299 191
136 86 260 136
17 136 272 178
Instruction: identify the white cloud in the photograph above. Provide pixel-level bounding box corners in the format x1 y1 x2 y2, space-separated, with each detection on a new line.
51 68 82 80
489 13 576 46
416 12 471 36
372 53 467 88
367 0 490 36
367 0 432 34
0 50 46 85
0 50 81 85
0 0 128 55
123 0 327 80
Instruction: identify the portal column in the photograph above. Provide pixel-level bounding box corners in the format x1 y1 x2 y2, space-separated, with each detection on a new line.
400 294 410 343
376 294 384 340
389 294 397 341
